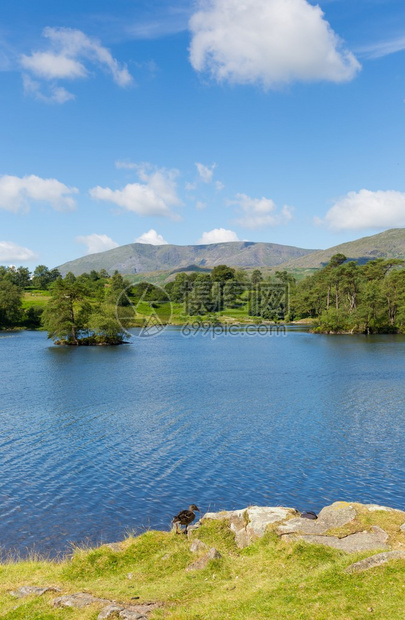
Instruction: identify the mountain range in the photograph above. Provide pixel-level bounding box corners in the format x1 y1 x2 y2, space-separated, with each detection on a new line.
57 228 405 277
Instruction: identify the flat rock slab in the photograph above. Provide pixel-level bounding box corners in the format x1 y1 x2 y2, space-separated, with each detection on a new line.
11 586 61 598
346 550 405 573
186 547 221 571
119 610 147 620
203 506 296 548
119 603 161 619
400 523 405 532
98 604 125 619
53 592 111 608
285 526 389 554
278 502 357 536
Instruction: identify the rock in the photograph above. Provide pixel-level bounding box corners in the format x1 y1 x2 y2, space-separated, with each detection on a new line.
187 523 201 535
346 550 405 573
119 611 147 620
186 547 222 571
119 602 161 619
190 539 208 553
11 585 61 598
400 523 405 532
203 506 296 548
247 506 294 537
278 502 357 536
53 592 110 608
98 604 124 619
285 526 389 554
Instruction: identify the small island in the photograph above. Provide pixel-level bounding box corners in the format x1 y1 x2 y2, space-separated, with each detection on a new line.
42 271 128 345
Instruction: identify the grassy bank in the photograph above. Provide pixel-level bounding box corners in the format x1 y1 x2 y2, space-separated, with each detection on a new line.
1 507 405 620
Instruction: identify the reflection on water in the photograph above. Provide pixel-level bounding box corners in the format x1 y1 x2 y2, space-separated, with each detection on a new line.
0 328 404 557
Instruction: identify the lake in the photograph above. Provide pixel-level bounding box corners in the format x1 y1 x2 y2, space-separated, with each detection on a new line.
0 328 404 558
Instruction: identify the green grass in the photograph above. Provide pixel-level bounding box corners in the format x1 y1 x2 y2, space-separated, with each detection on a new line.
1 517 405 620
22 291 50 310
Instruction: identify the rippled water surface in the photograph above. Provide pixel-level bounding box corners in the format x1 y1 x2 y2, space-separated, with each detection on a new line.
1 328 404 557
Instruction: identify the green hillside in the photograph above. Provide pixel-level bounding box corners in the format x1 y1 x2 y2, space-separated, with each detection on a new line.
56 229 405 279
279 228 405 270
57 241 316 276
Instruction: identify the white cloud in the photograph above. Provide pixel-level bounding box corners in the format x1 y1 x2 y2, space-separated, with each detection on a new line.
189 0 360 88
76 234 119 255
135 229 169 245
198 228 240 244
196 162 216 183
21 52 87 80
232 193 293 229
90 164 182 219
196 200 206 210
0 241 37 262
318 189 405 231
22 74 75 104
21 27 132 102
0 174 78 213
215 180 225 191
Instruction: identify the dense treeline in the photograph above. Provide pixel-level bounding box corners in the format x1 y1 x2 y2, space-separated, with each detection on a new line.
164 265 293 319
1 256 404 336
0 266 127 343
291 255 405 333
0 265 63 329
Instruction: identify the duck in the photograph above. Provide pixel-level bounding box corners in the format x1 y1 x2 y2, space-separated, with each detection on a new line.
172 504 200 534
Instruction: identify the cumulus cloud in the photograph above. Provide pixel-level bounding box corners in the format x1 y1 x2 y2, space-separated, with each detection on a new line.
21 51 87 80
0 241 37 262
318 189 405 231
232 193 293 229
189 0 360 88
76 234 119 255
196 162 216 183
135 229 169 245
90 164 182 219
0 174 78 213
21 27 132 102
198 228 240 244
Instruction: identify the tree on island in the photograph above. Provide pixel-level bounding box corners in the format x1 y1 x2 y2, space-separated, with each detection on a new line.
42 273 127 345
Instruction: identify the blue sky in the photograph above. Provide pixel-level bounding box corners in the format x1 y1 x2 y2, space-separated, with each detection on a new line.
1 0 405 268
